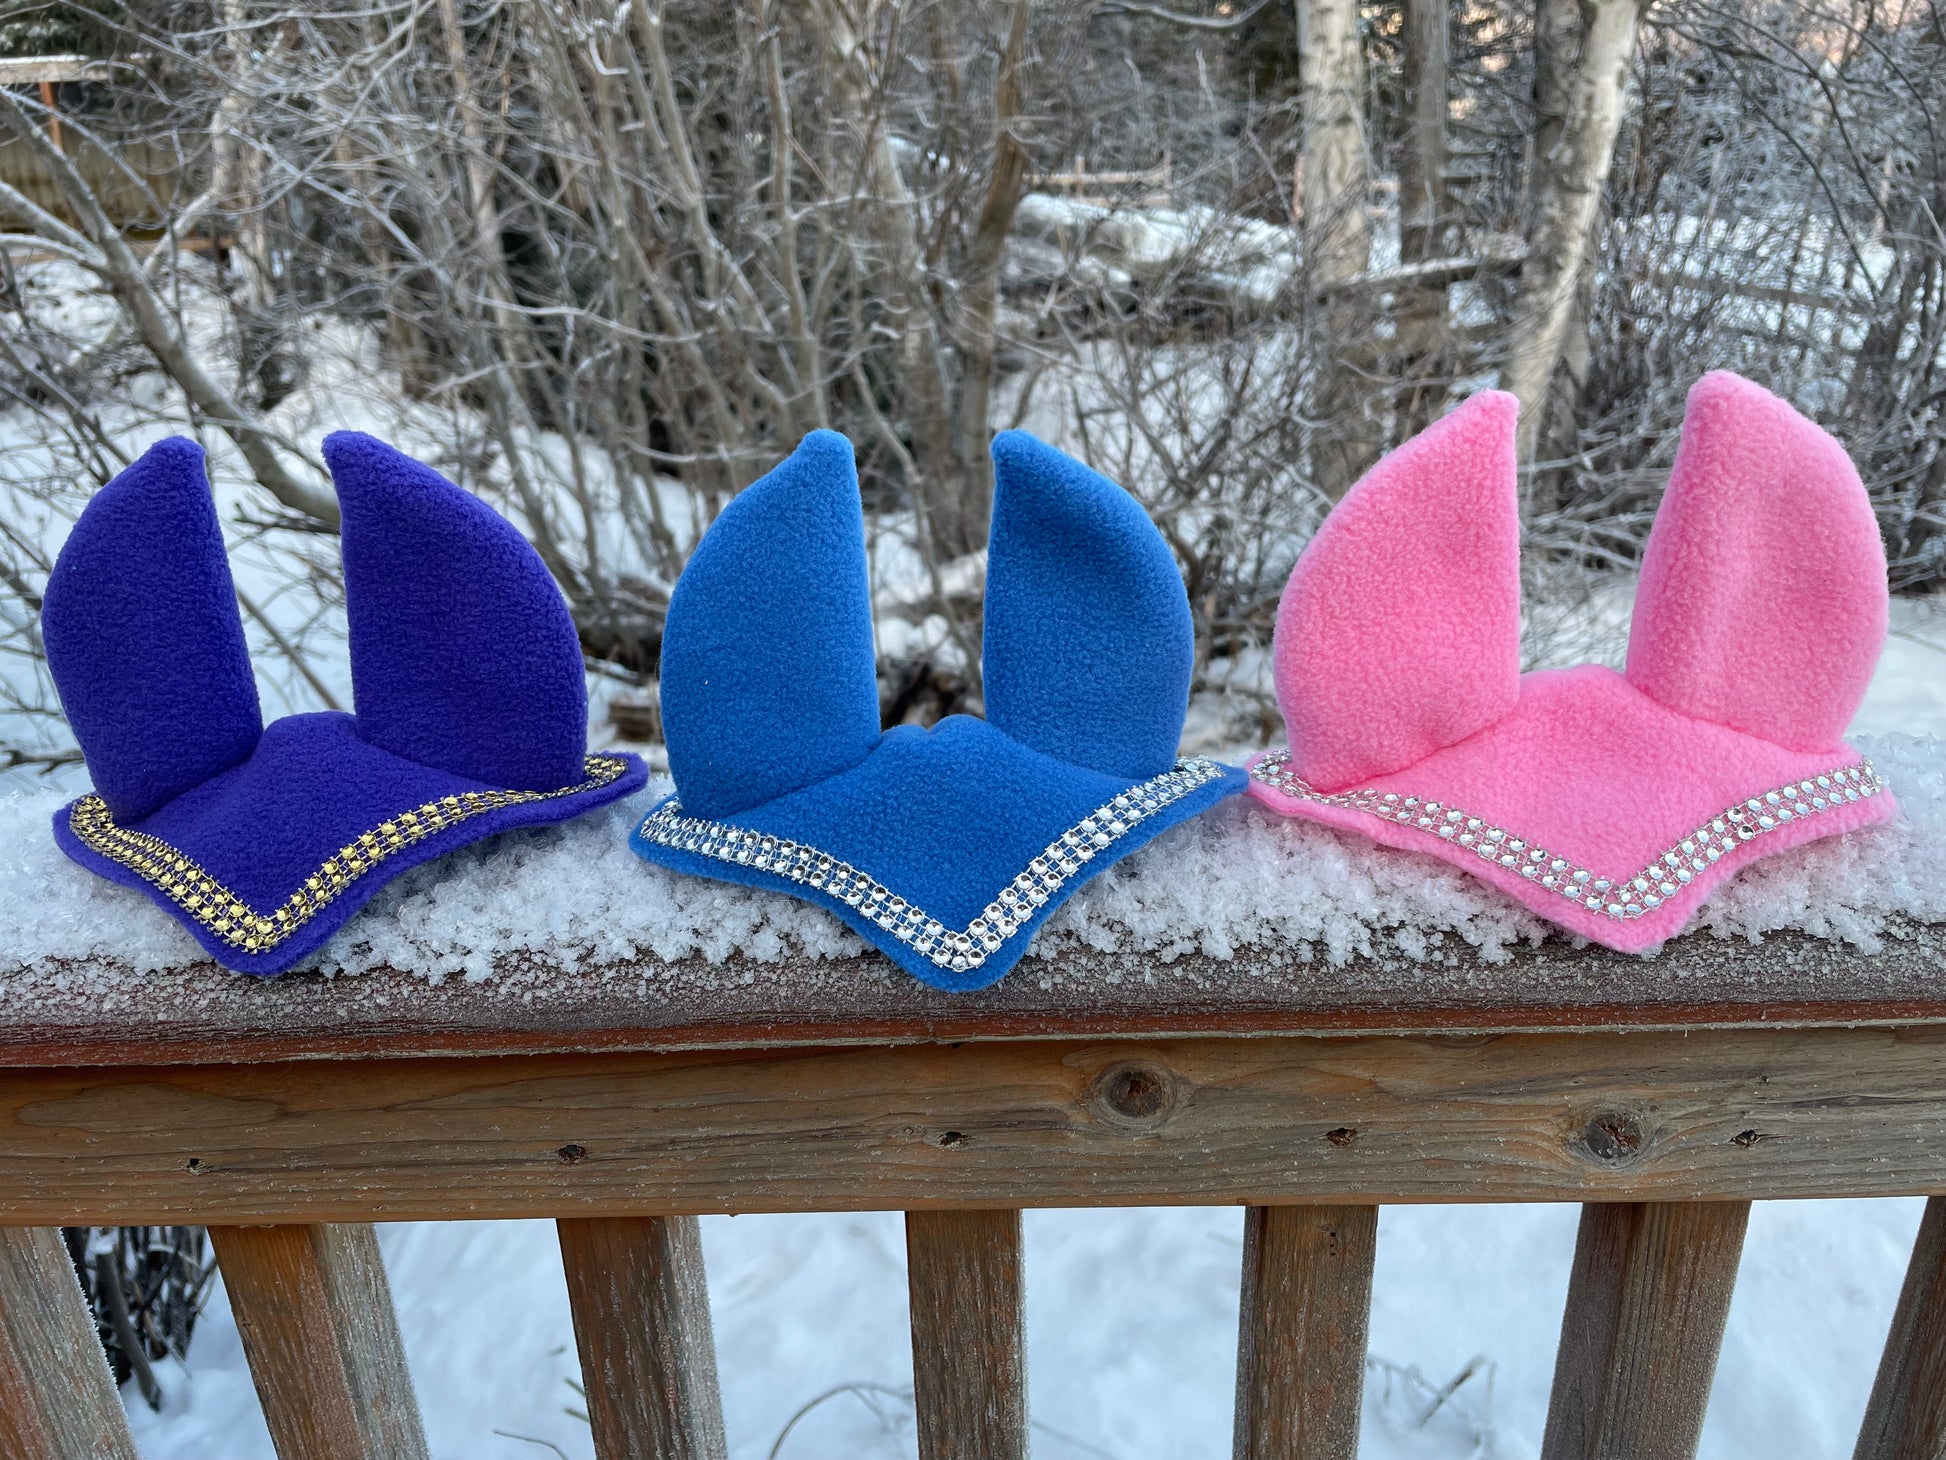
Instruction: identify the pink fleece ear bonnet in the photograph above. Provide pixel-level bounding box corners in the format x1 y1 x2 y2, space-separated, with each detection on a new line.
1247 371 1896 952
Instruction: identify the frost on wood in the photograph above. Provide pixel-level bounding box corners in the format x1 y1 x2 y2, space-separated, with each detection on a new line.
0 734 1940 995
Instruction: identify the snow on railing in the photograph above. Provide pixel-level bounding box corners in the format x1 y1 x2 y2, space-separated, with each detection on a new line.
3 733 1939 993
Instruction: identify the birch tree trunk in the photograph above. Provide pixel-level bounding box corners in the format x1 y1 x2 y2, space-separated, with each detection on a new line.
1505 0 1648 471
1295 0 1369 288
1296 0 1374 497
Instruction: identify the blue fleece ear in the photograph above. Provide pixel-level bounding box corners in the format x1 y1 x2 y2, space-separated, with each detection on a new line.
41 438 262 823
982 432 1193 780
327 432 588 792
661 430 880 820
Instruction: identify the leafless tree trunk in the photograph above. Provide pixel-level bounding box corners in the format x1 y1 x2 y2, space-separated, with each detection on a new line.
1295 0 1376 497
1531 0 1581 212
206 0 275 308
944 0 1035 557
1398 0 1446 266
1294 0 1369 287
1393 0 1449 432
1505 0 1650 473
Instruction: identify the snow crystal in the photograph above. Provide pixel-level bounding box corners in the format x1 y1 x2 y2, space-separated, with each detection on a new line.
1 734 1939 997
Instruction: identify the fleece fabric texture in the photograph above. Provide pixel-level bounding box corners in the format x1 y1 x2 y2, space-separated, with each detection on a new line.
44 437 645 975
54 713 637 974
634 715 1240 991
1626 371 1888 749
330 432 590 792
1275 391 1522 794
633 430 1248 991
40 438 264 823
984 430 1194 780
660 429 880 820
1249 373 1896 953
1248 667 1892 951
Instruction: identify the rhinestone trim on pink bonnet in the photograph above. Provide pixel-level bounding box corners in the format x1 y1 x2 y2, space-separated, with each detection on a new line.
1249 750 1888 922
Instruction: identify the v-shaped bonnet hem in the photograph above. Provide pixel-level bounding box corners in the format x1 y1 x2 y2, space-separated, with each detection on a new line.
53 712 645 976
1246 666 1895 952
634 716 1244 990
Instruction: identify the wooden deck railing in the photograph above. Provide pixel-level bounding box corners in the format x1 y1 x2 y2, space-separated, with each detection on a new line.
2 923 1945 1459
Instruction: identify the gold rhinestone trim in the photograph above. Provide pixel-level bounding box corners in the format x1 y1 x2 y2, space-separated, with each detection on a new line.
1250 749 1888 922
66 754 633 955
637 756 1230 975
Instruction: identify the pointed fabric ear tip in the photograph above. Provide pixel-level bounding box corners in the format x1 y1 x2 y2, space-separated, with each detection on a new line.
660 430 880 820
788 427 857 477
1272 390 1521 791
1627 372 1886 750
323 430 447 506
1468 388 1520 438
981 432 1193 781
330 431 592 793
123 435 209 481
989 429 1058 479
41 436 263 823
322 431 439 525
322 429 378 478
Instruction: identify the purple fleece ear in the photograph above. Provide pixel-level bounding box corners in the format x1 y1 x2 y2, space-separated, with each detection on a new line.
1626 372 1887 750
659 430 881 820
42 438 262 822
327 432 589 792
982 432 1194 781
1273 391 1522 792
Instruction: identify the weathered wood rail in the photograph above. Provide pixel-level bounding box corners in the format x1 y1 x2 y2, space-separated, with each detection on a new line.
2 923 1944 1458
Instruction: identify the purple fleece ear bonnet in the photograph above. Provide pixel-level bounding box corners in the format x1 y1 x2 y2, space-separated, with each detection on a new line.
41 435 647 974
630 430 1247 991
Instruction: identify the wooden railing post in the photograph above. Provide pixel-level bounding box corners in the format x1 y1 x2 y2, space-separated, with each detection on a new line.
209 1222 428 1460
0 1225 141 1460
1232 1203 1378 1460
558 1215 728 1460
1541 1200 1749 1460
905 1209 1027 1460
1855 1194 1946 1459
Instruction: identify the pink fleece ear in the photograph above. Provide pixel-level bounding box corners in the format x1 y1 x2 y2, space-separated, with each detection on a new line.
1274 391 1522 792
1626 372 1886 751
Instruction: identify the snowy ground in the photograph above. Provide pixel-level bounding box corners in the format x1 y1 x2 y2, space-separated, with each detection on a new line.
118 1203 1928 1460
98 617 1946 1460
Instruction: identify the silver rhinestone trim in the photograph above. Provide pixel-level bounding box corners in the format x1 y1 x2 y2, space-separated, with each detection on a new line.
1250 749 1888 922
637 756 1229 974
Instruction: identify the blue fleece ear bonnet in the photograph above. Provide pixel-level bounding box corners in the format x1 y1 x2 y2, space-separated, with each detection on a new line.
630 429 1246 991
41 436 647 974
